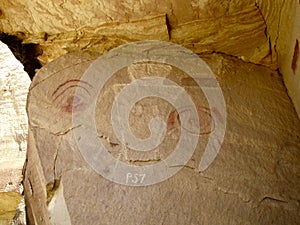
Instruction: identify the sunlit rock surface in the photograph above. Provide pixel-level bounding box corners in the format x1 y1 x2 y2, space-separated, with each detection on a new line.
0 1 274 67
24 50 300 225
0 41 30 192
0 192 23 224
256 0 300 119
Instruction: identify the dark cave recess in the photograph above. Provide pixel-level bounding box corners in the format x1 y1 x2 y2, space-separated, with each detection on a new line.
0 32 42 79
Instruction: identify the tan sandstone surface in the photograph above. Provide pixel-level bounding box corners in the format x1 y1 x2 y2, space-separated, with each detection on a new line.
0 1 299 224
256 0 300 121
0 192 22 224
3 1 300 119
24 48 300 224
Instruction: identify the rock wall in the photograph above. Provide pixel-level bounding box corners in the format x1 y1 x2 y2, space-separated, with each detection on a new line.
257 0 300 119
0 0 255 34
0 1 274 67
0 1 299 224
24 47 300 224
0 41 30 193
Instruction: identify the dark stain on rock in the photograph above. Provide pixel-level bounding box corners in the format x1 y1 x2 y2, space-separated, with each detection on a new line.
46 179 60 205
167 110 179 129
0 32 42 79
291 39 299 74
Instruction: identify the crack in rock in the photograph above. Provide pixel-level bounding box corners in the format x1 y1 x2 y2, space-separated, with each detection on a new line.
50 125 81 136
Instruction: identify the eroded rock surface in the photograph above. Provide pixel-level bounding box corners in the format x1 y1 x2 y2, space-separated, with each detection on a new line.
256 0 300 119
0 192 23 224
0 0 255 34
0 41 30 193
0 1 273 68
24 48 300 225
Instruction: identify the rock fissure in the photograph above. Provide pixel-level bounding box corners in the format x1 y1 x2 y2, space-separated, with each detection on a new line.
50 125 81 136
274 0 286 56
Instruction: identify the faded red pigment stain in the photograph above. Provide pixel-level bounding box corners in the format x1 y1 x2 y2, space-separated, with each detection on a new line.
167 105 214 136
61 95 86 113
167 110 180 129
292 39 299 74
52 79 93 113
52 79 92 99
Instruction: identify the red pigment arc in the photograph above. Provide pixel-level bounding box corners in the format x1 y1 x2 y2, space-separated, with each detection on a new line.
52 79 93 113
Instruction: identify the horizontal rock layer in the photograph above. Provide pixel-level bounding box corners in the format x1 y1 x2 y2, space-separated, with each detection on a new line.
0 1 275 68
0 0 255 34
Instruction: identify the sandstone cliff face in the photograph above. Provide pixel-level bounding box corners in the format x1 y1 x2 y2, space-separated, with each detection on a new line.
0 41 30 192
24 49 300 225
0 0 274 67
0 41 29 225
0 0 255 34
256 0 300 120
1 1 299 119
0 1 299 224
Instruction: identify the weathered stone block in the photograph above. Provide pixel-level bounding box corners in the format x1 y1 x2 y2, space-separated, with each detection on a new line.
25 43 300 225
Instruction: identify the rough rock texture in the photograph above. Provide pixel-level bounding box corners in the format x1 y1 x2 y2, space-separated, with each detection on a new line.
171 6 273 67
11 197 26 225
26 14 169 65
0 1 274 67
0 41 30 193
24 50 300 225
0 1 299 224
0 0 255 34
0 32 42 79
0 192 22 224
256 0 300 119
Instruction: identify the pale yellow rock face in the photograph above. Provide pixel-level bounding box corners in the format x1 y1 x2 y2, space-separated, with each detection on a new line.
29 15 170 65
0 0 274 67
171 7 273 67
0 0 254 34
0 192 22 224
24 50 300 225
257 0 300 119
0 41 30 193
